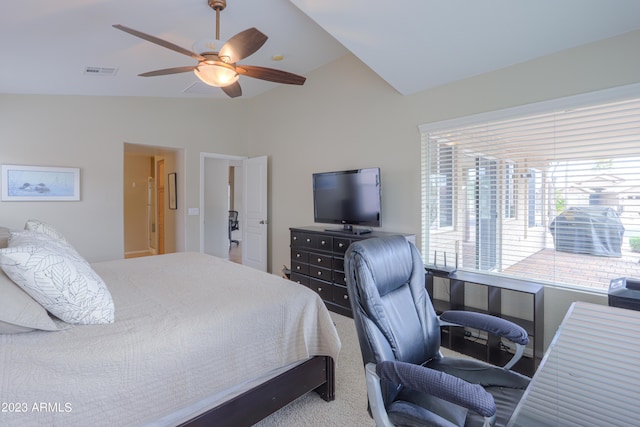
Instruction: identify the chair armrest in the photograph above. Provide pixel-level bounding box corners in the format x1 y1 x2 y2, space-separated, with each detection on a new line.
439 310 529 345
439 310 529 370
369 361 496 426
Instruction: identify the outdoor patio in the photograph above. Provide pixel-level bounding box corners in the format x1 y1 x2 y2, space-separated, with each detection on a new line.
503 248 640 291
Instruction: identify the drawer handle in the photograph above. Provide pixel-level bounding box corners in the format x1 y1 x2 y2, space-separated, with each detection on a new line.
321 240 326 245
293 236 297 241
317 257 322 262
296 253 301 258
306 238 311 243
317 287 322 292
344 295 348 300
296 266 301 270
317 271 322 276
339 242 344 248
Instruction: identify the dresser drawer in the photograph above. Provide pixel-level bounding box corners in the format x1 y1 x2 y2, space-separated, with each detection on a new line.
291 232 317 249
316 235 333 251
309 277 332 301
333 238 351 254
332 257 345 272
333 284 351 309
291 261 309 275
309 266 331 281
291 231 305 248
291 248 309 263
290 272 309 286
309 252 332 269
333 270 347 286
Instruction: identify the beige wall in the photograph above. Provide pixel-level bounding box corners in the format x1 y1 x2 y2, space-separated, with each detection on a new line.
0 95 248 261
246 29 640 345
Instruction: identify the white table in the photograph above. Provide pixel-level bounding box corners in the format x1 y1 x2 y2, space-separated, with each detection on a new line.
508 301 640 427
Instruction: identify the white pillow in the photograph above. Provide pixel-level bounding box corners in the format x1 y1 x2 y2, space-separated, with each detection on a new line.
0 231 115 325
24 219 67 241
0 269 60 333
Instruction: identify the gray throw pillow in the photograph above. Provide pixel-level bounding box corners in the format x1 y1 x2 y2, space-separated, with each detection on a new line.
0 269 60 333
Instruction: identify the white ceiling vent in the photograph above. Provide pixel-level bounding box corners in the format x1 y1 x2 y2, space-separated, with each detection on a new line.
83 66 118 77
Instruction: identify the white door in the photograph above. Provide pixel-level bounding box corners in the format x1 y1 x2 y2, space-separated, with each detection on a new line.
242 156 268 271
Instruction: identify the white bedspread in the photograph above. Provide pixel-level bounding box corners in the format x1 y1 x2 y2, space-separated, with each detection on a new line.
0 252 341 426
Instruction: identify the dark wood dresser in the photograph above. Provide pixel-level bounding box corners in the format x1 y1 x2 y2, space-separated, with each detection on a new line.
289 226 415 317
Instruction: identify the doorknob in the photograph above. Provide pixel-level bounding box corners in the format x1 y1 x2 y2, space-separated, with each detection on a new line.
259 220 269 224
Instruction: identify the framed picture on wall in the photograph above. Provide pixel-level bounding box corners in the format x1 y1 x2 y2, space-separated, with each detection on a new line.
1 164 80 201
168 172 177 210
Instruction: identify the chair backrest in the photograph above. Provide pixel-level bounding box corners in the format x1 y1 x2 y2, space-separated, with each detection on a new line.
229 210 239 229
345 236 442 368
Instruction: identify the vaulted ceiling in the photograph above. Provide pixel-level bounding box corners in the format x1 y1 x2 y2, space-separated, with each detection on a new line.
2 0 639 99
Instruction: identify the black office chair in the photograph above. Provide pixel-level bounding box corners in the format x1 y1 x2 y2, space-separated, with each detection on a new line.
345 236 530 427
228 210 239 250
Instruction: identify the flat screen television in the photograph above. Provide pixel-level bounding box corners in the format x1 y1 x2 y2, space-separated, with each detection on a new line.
312 168 381 234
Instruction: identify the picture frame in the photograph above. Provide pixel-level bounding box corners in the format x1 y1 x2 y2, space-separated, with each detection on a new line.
168 172 177 210
1 164 80 201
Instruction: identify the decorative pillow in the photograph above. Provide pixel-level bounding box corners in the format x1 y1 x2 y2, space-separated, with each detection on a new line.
0 227 10 248
0 269 60 333
24 219 67 241
0 231 115 325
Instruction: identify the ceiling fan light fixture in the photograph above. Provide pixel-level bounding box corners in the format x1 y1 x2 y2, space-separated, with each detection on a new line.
194 62 239 87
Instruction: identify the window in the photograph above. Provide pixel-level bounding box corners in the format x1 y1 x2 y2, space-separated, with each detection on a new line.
527 168 543 228
420 84 640 292
424 144 453 229
504 161 516 219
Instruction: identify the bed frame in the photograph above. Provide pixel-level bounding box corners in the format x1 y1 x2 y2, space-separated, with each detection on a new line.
180 356 335 427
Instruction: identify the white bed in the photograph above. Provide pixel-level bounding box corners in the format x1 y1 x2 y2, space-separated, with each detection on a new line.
0 250 341 426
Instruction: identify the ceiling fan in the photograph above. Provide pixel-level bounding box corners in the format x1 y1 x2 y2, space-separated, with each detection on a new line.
113 0 306 98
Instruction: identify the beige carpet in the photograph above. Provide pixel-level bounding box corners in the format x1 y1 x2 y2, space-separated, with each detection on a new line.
254 312 375 426
253 311 471 426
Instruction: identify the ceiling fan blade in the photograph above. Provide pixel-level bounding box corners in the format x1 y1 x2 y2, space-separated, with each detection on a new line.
113 24 206 62
139 66 196 77
237 65 306 85
221 81 242 98
219 27 268 63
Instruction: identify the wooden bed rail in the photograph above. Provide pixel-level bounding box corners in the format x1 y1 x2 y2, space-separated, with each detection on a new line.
180 355 335 427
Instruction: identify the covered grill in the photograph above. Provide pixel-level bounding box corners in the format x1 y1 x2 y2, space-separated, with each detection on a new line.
550 207 625 257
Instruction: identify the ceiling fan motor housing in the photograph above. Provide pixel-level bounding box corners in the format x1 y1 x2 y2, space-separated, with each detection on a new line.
208 0 226 11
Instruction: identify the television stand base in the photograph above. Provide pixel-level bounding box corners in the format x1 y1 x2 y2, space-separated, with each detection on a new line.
324 226 371 235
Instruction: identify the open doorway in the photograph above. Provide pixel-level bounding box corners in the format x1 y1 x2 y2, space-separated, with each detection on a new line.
202 155 244 261
123 143 179 258
228 164 243 264
201 153 268 271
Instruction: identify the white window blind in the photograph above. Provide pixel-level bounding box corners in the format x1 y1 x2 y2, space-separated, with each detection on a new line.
420 87 640 291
